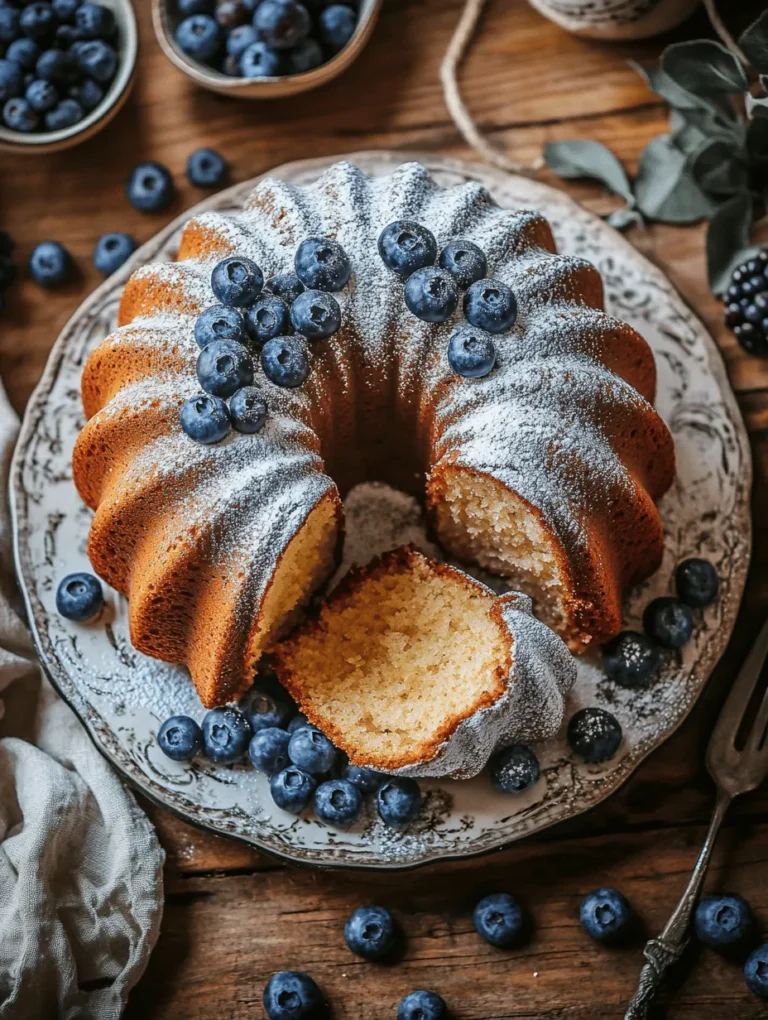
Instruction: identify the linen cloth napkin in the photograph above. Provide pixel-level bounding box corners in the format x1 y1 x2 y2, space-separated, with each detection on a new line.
0 379 164 1020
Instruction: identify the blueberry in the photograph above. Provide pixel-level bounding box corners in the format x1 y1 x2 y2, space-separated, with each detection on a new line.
288 726 337 774
229 385 267 434
341 763 383 795
226 23 258 60
254 0 310 50
642 596 693 649
344 905 396 960
179 392 231 444
473 892 526 948
240 40 283 77
314 778 362 827
178 0 214 13
270 765 316 812
26 77 57 111
290 289 341 340
194 303 248 348
404 267 458 323
56 23 84 48
20 4 57 42
75 2 115 39
249 726 291 775
196 339 254 398
376 777 421 828
261 335 310 387
287 36 322 73
126 161 175 213
222 53 241 76
0 9 20 47
447 323 496 378
75 38 116 83
37 47 76 85
244 294 292 348
489 745 540 794
211 255 263 307
242 684 293 731
378 220 436 278
216 0 249 28
43 96 82 129
745 943 768 1000
262 971 324 1020
201 706 252 763
694 894 754 954
464 278 517 333
676 558 719 608
68 76 102 111
294 237 351 292
0 60 23 103
93 232 136 275
157 715 203 762
579 888 634 944
29 240 71 287
55 571 103 621
397 991 446 1020
267 271 304 303
52 0 81 23
186 146 228 188
438 238 487 288
6 38 40 72
288 713 316 734
567 707 622 764
176 13 221 61
602 631 662 688
3 96 38 130
318 4 355 52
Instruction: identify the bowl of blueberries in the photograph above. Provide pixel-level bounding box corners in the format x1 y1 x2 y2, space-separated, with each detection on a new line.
0 0 138 153
153 0 381 98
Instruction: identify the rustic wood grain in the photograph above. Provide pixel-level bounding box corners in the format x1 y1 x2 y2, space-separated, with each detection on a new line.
3 0 768 1017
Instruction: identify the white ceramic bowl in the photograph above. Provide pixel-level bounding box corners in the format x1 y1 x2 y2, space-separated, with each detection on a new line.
0 0 138 155
153 0 382 99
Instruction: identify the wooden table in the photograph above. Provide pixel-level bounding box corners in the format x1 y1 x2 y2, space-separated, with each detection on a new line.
3 2 768 1017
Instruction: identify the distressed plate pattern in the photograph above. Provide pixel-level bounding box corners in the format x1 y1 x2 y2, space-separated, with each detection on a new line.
10 152 751 870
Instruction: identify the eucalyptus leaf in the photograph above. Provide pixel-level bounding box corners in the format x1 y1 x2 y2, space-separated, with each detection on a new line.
739 10 768 74
605 207 643 231
543 140 633 201
690 139 749 197
747 93 768 119
661 40 749 96
706 192 755 294
630 60 705 110
635 136 714 224
670 108 709 154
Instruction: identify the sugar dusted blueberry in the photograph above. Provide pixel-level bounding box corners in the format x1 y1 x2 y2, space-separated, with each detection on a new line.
447 323 496 378
439 238 487 289
294 237 351 293
245 294 292 348
158 715 203 762
489 745 540 794
290 289 341 340
270 766 316 813
194 304 248 348
568 707 622 764
201 706 252 763
261 335 310 387
267 271 304 303
56 571 103 621
602 630 662 688
464 278 517 333
211 255 264 307
180 393 231 444
676 558 719 608
196 339 254 398
404 267 458 324
378 220 436 278
229 385 267 434
643 596 693 649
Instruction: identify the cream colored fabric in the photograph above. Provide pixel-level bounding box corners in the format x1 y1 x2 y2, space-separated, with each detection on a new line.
0 382 164 1020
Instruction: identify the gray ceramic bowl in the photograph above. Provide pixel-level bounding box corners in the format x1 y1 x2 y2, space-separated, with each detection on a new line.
0 0 138 155
153 0 382 99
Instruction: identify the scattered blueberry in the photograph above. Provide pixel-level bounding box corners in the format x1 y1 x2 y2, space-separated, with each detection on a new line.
262 971 324 1020
229 385 267 434
695 894 754 954
267 272 304 303
376 777 421 829
676 558 719 608
0 60 23 103
489 745 540 794
294 237 351 292
602 631 662 688
197 339 254 398
473 892 526 948
126 161 175 213
76 3 116 40
93 232 136 275
397 991 446 1020
20 4 57 43
186 146 228 188
643 596 693 649
157 715 203 762
464 278 517 333
211 256 263 307
567 707 622 764
745 943 768 1000
29 241 72 288
26 78 58 112
201 706 252 763
314 778 362 827
3 97 38 131
344 905 397 960
439 238 487 289
579 888 634 945
44 96 83 129
261 334 310 387
290 289 341 340
341 763 383 795
249 726 291 775
404 267 458 323
254 0 310 50
75 39 116 83
288 726 337 774
287 36 322 73
245 294 292 348
447 323 496 378
6 38 40 72
318 4 355 53
242 685 294 731
194 303 248 348
378 221 437 278
55 571 103 622
180 392 232 444
240 40 283 77
69 77 103 111
270 766 317 813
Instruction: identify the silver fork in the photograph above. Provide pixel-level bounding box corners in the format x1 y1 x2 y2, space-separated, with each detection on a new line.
624 616 768 1020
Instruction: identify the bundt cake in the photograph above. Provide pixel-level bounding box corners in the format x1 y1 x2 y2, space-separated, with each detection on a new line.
271 546 576 779
72 160 675 709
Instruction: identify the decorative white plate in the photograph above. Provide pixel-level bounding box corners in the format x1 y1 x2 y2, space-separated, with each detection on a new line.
10 152 751 870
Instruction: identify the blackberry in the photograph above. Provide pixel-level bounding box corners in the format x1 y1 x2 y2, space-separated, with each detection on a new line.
724 249 768 356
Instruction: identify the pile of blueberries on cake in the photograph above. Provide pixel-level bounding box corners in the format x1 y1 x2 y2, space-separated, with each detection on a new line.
0 1 119 134
174 0 359 79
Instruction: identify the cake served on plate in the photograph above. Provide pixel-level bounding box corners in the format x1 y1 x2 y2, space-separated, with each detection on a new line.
72 160 675 710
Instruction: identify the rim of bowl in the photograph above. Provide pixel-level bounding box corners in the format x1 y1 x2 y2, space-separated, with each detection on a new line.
0 0 138 151
152 0 382 99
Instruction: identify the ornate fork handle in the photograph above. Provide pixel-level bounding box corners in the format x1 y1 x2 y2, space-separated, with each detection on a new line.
623 790 732 1020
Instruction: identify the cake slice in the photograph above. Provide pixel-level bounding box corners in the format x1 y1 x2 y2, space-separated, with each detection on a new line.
271 546 575 779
